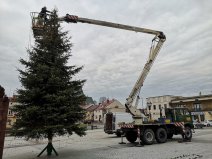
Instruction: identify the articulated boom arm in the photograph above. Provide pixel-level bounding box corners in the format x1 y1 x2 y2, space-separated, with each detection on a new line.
125 36 165 118
62 14 162 37
62 14 166 121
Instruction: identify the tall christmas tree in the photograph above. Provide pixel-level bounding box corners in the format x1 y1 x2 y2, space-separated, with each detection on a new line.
12 10 86 156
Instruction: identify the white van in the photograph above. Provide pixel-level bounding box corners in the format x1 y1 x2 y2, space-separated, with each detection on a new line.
104 112 133 137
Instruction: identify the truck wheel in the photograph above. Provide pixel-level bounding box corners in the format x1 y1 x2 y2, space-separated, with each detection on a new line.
167 133 173 139
155 128 167 143
184 127 192 140
126 131 137 143
142 129 155 145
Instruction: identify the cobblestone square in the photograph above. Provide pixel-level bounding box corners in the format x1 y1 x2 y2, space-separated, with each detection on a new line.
3 128 212 159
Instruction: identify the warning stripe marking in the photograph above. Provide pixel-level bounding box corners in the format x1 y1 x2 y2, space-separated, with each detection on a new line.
174 122 185 128
119 124 134 128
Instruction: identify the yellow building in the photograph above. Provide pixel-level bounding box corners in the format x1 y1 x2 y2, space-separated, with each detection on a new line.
83 105 99 123
170 94 212 122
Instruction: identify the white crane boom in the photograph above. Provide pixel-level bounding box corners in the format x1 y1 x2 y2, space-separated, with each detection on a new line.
62 14 166 124
32 13 166 124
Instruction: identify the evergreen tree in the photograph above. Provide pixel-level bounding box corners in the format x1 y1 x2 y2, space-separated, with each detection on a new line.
0 85 5 97
12 10 86 156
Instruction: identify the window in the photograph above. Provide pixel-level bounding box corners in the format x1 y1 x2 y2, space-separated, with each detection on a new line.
200 115 205 121
175 108 189 116
164 104 167 109
8 110 12 115
153 105 156 110
159 105 161 110
148 106 151 110
193 103 202 111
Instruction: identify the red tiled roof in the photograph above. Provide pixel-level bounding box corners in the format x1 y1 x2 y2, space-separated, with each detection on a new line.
80 104 94 109
8 95 17 102
86 105 99 112
96 105 103 110
96 99 115 110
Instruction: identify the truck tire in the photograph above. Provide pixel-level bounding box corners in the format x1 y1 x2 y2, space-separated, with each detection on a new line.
142 129 155 145
167 133 173 139
184 127 192 140
155 128 167 143
126 131 137 143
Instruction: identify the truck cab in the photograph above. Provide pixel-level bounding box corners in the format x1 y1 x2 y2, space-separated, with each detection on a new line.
165 107 193 128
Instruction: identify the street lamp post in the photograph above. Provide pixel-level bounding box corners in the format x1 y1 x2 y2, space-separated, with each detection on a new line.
193 98 202 122
147 102 152 120
159 107 164 118
141 97 143 109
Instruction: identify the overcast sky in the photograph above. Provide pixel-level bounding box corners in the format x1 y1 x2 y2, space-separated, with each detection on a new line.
0 0 212 107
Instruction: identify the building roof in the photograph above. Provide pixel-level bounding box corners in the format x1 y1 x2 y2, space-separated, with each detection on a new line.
105 99 124 109
80 104 94 109
146 95 178 99
96 99 114 110
86 105 99 112
171 94 212 103
8 95 18 102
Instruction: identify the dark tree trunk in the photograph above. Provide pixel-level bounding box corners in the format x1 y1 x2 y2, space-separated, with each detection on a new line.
47 133 53 156
37 133 58 157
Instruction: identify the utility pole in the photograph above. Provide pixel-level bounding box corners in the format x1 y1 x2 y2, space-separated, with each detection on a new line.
0 86 9 159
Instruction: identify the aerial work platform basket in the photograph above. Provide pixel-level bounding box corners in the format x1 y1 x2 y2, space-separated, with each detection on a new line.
30 12 45 37
30 12 52 38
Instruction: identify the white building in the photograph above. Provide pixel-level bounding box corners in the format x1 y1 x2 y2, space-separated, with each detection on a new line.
93 99 125 123
93 99 113 123
146 95 180 120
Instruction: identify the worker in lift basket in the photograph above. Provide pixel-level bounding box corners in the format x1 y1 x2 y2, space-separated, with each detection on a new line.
39 6 51 21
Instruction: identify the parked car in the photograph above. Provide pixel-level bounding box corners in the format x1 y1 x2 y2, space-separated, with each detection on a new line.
193 121 204 129
203 120 212 127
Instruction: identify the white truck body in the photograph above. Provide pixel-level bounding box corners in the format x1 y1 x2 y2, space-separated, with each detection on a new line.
104 112 133 136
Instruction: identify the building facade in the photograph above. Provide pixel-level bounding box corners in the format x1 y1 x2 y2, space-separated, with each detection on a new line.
7 96 18 129
170 94 212 122
84 104 99 123
146 95 180 120
93 99 114 123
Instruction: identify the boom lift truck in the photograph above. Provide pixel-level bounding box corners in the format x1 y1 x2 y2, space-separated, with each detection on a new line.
31 12 194 145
